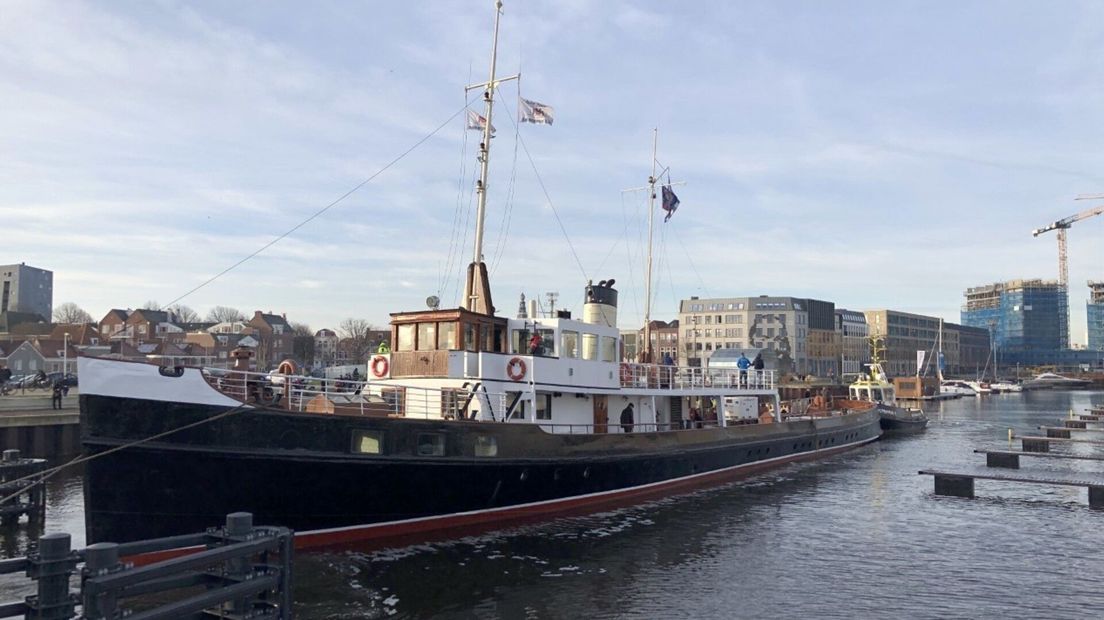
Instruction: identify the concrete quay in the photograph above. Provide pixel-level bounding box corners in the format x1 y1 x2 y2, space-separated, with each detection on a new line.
0 391 80 458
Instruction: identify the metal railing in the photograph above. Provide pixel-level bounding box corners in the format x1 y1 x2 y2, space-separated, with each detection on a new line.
0 512 291 619
536 420 724 434
619 364 775 391
200 368 509 421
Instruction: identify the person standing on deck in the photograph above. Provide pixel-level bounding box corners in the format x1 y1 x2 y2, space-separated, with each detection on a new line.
737 353 751 388
752 353 764 387
620 403 634 433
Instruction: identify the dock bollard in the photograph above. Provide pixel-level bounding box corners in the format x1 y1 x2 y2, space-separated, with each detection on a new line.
27 532 77 619
82 543 121 619
225 512 254 616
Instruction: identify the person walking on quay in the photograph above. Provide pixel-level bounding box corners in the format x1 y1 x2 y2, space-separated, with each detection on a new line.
620 402 634 433
737 352 751 388
51 380 64 410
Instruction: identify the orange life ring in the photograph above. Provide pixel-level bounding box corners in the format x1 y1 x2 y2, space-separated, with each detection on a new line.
371 355 389 378
507 357 527 381
276 359 297 375
813 395 825 408
619 363 632 383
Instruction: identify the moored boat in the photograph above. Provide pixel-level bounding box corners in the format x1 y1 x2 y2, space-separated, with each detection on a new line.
1020 372 1091 390
78 1 882 548
849 339 928 433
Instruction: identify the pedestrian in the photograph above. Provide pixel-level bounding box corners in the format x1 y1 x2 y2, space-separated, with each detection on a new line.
528 332 542 355
51 380 64 410
737 352 751 387
662 352 674 366
752 353 764 386
620 402 634 433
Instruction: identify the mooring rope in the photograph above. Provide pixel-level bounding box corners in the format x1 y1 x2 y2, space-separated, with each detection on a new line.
0 403 252 507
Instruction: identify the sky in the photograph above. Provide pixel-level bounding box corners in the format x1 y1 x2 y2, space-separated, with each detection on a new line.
2 0 1102 343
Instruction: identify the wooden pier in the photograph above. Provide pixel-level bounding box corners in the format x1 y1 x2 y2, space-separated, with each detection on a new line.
918 469 1104 508
920 407 1104 508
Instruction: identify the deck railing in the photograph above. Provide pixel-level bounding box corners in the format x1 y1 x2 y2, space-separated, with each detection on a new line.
619 364 775 391
200 368 509 420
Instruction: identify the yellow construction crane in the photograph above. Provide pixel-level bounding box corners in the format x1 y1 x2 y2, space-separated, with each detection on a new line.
1031 195 1104 288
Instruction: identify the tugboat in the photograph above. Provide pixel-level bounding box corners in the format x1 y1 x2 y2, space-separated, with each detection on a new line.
78 1 882 548
848 338 928 433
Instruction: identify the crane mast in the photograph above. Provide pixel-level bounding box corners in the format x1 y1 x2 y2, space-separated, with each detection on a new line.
1031 201 1104 288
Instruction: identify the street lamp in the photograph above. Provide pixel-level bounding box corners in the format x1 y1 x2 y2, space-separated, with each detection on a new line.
63 333 70 377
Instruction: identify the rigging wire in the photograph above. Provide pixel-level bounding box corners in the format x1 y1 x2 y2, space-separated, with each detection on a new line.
489 81 522 275
162 97 478 310
501 109 589 283
0 403 250 507
671 223 710 298
439 84 474 301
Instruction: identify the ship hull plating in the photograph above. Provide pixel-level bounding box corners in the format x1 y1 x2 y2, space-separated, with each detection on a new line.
81 394 881 546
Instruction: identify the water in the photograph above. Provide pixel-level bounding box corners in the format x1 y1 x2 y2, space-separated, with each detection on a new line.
2 391 1103 618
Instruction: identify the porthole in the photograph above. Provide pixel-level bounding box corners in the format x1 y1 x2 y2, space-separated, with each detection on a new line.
583 467 590 479
519 469 529 482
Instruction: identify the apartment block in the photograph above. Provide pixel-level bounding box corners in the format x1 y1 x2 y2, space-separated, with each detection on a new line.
0 263 53 320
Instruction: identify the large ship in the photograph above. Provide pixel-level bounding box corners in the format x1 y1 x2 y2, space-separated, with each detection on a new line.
79 1 882 548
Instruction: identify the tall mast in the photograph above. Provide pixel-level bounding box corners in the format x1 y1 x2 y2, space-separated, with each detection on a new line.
472 0 502 270
462 0 512 315
937 318 944 382
643 128 658 363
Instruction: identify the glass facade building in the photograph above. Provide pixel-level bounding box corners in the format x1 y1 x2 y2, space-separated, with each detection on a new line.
962 279 1069 363
1089 281 1104 352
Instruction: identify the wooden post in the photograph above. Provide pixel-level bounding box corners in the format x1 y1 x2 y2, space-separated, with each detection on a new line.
933 474 974 499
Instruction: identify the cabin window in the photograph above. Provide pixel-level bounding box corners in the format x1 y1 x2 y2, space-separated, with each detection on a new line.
417 433 446 457
464 323 478 351
352 430 383 455
440 322 457 350
581 334 598 361
417 323 436 351
484 325 495 351
562 331 579 358
601 336 618 362
535 393 552 420
397 324 415 351
474 436 498 457
872 389 884 402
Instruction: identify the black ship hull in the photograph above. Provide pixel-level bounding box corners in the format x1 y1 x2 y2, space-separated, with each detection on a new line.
81 394 881 548
878 406 928 433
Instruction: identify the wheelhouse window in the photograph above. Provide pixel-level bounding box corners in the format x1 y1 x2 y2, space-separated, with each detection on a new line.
561 331 579 358
417 433 446 456
352 430 383 455
474 435 498 457
581 333 598 361
417 322 436 351
464 323 477 351
440 322 457 350
397 324 415 351
601 336 617 362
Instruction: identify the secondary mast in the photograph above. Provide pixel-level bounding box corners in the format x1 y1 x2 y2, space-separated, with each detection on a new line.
643 128 658 363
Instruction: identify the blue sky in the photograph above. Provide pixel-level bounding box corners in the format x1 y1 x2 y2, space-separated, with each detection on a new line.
2 1 1102 343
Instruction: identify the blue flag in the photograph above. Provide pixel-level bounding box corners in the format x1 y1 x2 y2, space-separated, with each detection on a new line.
661 185 680 222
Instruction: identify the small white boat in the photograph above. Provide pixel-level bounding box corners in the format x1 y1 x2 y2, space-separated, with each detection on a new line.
989 381 1023 393
940 380 977 396
964 380 991 394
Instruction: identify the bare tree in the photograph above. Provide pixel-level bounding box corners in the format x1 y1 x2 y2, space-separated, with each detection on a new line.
290 322 313 337
141 300 162 311
53 302 94 324
206 306 245 323
167 304 199 323
339 318 375 363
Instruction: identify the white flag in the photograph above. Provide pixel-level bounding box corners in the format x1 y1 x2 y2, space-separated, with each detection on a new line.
466 110 496 135
519 98 554 125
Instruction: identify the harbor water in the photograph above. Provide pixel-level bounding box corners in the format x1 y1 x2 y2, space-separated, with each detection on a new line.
2 390 1103 618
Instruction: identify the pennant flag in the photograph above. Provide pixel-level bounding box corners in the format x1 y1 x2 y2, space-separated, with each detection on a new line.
519 98 554 125
661 185 680 222
466 110 496 136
